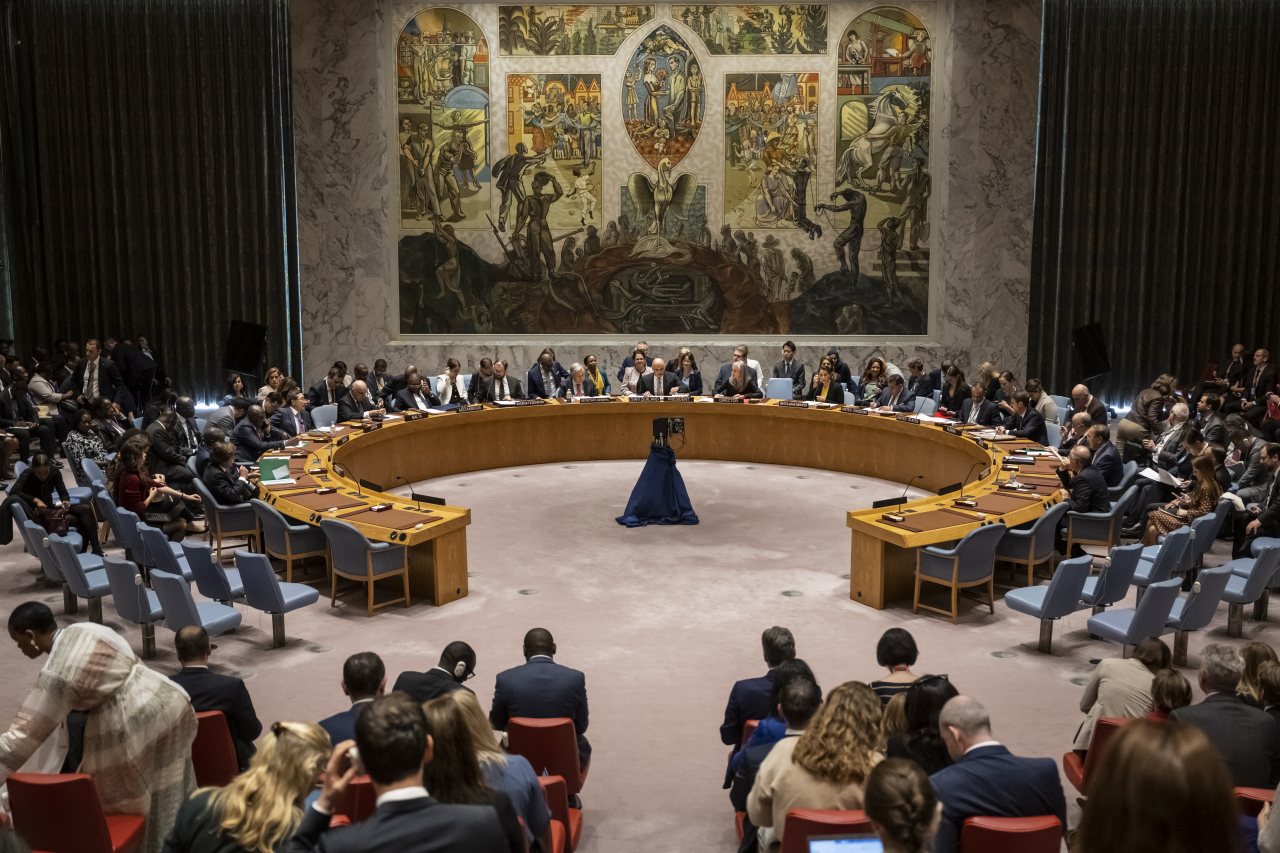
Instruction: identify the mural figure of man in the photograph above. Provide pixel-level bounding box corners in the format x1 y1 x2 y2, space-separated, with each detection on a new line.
791 158 822 239
515 171 563 280
663 55 687 136
877 216 905 307
409 35 430 104
814 188 867 278
492 142 544 232
403 122 439 220
898 157 931 250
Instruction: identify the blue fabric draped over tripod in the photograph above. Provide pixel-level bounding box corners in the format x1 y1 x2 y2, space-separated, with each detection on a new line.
616 444 699 527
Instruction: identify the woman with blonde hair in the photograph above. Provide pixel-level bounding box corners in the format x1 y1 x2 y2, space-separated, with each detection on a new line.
161 722 332 853
443 689 551 848
748 681 884 851
257 368 282 402
1238 641 1279 708
1118 375 1176 459
880 692 908 746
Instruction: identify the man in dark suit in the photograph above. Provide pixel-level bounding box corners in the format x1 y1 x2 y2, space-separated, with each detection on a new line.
1190 343 1246 408
1230 414 1270 502
134 334 166 407
307 367 350 411
1059 412 1092 453
1087 424 1123 487
172 397 202 458
999 390 1048 445
1142 402 1190 471
906 358 935 404
490 628 590 769
169 626 262 771
770 342 807 400
1068 384 1108 427
0 384 57 465
478 361 524 403
636 358 681 397
1198 393 1228 448
69 339 130 416
1056 445 1111 516
145 410 196 489
104 337 145 414
207 397 250 436
231 405 287 464
558 363 600 399
394 372 442 411
289 693 510 853
1172 644 1280 788
721 627 795 786
874 375 916 413
467 358 494 400
369 359 396 403
1235 443 1280 558
930 696 1066 853
958 385 1000 426
319 652 385 747
393 641 476 704
337 381 384 422
1229 349 1277 427
272 391 315 437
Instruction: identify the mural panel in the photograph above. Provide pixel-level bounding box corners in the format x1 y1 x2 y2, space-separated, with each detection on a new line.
497 5 656 56
673 5 827 55
620 25 704 170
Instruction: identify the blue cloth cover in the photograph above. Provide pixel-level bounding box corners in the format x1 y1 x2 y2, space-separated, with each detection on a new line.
616 444 699 527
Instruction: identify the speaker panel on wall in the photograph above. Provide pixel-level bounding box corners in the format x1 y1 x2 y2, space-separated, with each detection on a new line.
222 321 269 377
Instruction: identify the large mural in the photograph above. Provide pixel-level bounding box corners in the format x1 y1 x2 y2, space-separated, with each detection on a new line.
396 5 932 339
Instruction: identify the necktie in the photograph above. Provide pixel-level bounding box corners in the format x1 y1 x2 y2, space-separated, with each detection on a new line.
328 387 334 404
296 411 303 433
890 395 898 407
415 393 426 409
576 383 582 396
499 379 506 400
87 361 98 399
784 361 792 376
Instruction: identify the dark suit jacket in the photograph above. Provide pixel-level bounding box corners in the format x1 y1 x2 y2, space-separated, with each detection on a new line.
771 361 807 399
673 369 702 396
71 357 128 407
1242 365 1277 402
337 394 378 423
369 372 396 402
478 375 525 403
231 419 286 464
875 386 916 413
145 422 193 482
271 407 314 438
713 364 760 396
930 745 1067 853
712 370 764 399
1069 397 1109 426
394 386 441 411
1156 422 1189 471
392 668 473 705
636 372 681 396
907 374 935 403
1257 473 1280 537
804 381 845 405
1010 408 1048 445
1171 694 1280 788
1092 442 1123 486
958 398 1000 426
169 667 262 771
558 374 602 398
1202 413 1228 448
287 795 511 853
489 657 590 765
525 362 570 400
307 379 349 411
1058 465 1111 514
317 702 370 747
202 462 257 507
721 671 775 749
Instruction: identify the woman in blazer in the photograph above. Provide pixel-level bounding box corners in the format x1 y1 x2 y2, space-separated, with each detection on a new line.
674 349 702 396
938 366 969 414
583 353 611 396
805 364 845 404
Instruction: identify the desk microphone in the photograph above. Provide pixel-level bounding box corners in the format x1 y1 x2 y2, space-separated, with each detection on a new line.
899 474 924 504
394 475 424 510
958 461 986 502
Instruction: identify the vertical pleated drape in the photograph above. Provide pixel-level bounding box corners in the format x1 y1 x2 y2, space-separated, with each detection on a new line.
1030 0 1280 406
0 0 300 402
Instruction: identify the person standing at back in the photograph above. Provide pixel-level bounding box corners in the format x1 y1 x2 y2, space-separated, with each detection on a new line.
489 629 591 774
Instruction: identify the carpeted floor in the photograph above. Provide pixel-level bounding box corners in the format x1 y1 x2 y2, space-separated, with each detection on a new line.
0 458 1274 852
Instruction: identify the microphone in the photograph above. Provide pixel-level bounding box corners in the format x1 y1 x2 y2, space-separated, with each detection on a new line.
394 475 423 510
899 473 924 503
958 461 986 502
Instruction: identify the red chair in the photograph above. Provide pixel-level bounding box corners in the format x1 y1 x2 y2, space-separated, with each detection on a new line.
960 816 1062 852
735 810 746 842
728 719 763 765
192 710 240 787
333 775 376 823
509 718 588 796
1062 716 1130 794
7 773 145 853
1237 786 1276 817
779 809 874 853
539 774 583 853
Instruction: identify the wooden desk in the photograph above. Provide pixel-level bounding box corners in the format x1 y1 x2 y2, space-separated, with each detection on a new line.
266 401 1054 610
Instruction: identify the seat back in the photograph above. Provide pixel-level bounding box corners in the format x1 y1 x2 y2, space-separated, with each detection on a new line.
743 719 760 745
765 377 792 400
1025 501 1070 559
954 523 1008 581
183 540 236 601
1109 460 1139 499
1050 394 1070 412
25 521 65 583
959 815 1062 853
1046 421 1061 449
138 522 187 578
113 507 147 562
192 475 228 511
508 717 585 795
312 404 338 428
1236 786 1276 817
1239 546 1280 603
1125 577 1183 643
150 569 201 631
8 772 115 853
103 555 158 625
779 809 874 853
15 460 27 478
193 710 240 787
47 534 94 598
251 497 292 554
916 398 937 416
1079 717 1132 792
319 518 373 574
93 490 130 551
1185 512 1219 570
538 775 574 841
1145 525 1194 585
1171 566 1231 631
334 775 376 823
12 503 35 553
1042 554 1092 619
932 389 941 405
81 458 107 487
236 549 285 612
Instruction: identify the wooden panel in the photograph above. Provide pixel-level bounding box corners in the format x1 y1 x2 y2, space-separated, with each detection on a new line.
406 528 468 605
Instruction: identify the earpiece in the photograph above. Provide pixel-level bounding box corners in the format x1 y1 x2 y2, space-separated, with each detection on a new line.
454 660 468 679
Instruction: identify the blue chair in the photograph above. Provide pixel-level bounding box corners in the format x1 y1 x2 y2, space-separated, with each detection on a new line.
1004 554 1092 653
1080 543 1145 615
23 521 77 615
1046 422 1061 449
319 518 410 617
131 417 142 429
80 459 107 487
12 502 83 554
103 556 164 658
1066 485 1138 558
1251 537 1280 558
137 523 194 581
1131 526 1194 601
932 389 941 406
1221 546 1280 637
47 534 110 624
1050 394 1071 413
913 523 1008 623
235 550 320 648
764 377 792 400
1086 577 1183 656
182 541 245 604
1183 498 1234 568
149 569 242 637
996 501 1069 587
1166 566 1232 666
92 490 129 556
1108 460 1139 501
311 405 338 429
195 418 208 433
251 499 329 584
916 398 937 416
192 477 258 561
187 456 199 476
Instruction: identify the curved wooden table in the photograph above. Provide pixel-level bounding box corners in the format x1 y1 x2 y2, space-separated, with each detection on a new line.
259 400 1059 610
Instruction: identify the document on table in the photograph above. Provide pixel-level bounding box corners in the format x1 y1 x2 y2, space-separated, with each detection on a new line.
427 408 450 414
914 415 952 424
1140 467 1179 486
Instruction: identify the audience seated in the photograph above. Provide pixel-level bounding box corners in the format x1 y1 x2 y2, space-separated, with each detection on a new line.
195 426 224 478
393 641 477 704
1074 719 1241 853
636 357 680 397
875 374 915 412
145 409 197 491
63 408 111 487
998 390 1048 444
1232 414 1271 502
467 358 493 400
823 348 853 387
369 358 395 401
207 397 251 437
1199 392 1228 447
1143 402 1191 470
489 628 590 771
272 390 315 437
1059 412 1092 453
770 342 806 400
337 380 385 422
722 627 796 763
1073 638 1168 754
306 366 349 411
202 441 260 509
477 361 521 403
0 381 56 468
1069 383 1108 427
1025 378 1058 424
222 373 248 406
1238 641 1278 710
1148 668 1193 721
885 674 958 776
1142 454 1222 546
930 695 1067 853
1056 444 1111 518
864 758 939 853
169 626 262 771
747 681 883 852
69 339 130 417
880 692 908 745
1086 423 1123 487
257 366 283 401
869 628 920 706
292 693 511 852
1170 643 1280 788
231 405 287 464
804 364 844 404
319 652 386 745
733 659 820 772
857 357 889 406
1189 343 1245 408
395 371 442 411
1227 348 1276 428
1237 443 1280 557
1258 661 1280 734
904 357 933 404
11 452 103 555
957 383 999 427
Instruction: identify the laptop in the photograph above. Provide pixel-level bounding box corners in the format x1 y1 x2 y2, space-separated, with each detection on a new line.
809 835 884 853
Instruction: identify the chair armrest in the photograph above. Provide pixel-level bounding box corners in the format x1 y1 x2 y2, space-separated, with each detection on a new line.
1066 510 1110 520
922 544 960 558
367 540 395 553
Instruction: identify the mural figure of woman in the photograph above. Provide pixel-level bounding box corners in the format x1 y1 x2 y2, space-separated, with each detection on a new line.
754 163 794 226
643 57 664 133
625 69 639 120
686 62 703 126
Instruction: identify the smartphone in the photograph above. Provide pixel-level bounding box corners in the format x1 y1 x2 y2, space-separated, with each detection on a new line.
347 746 365 776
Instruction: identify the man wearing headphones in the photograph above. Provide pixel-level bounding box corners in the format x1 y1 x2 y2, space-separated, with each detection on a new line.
391 641 477 704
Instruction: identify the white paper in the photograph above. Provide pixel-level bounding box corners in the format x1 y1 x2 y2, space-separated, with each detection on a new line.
381 415 403 421
914 415 952 424
495 400 520 407
262 477 296 486
1140 467 1179 486
426 408 450 414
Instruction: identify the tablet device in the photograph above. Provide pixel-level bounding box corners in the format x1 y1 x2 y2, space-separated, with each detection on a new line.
809 835 885 853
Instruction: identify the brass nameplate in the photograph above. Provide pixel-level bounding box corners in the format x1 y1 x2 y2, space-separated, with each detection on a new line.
513 398 546 407
457 404 485 413
336 435 350 446
841 406 869 414
895 415 921 424
778 400 806 408
403 410 426 421
361 422 382 433
715 398 745 404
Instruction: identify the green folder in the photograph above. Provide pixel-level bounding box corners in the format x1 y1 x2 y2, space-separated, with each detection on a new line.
259 457 291 482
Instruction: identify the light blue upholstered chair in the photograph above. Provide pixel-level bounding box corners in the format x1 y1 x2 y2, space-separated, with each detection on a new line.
1166 566 1232 665
1108 460 1139 501
995 501 1069 586
913 523 1007 623
24 521 77 615
192 477 258 561
311 405 338 429
1080 543 1144 615
319 518 410 617
1085 577 1182 657
182 541 245 604
149 569 242 637
13 502 82 553
916 398 937 416
251 499 328 584
1253 538 1280 557
1045 422 1061 450
1050 394 1070 413
764 377 792 400
1004 554 1092 653
1221 546 1280 637
1067 485 1138 558
47 533 110 623
1131 526 1194 601
81 458 107 488
103 556 164 658
137 523 194 582
235 550 320 647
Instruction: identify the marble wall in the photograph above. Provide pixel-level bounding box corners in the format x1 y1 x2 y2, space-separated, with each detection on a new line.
292 0 1041 387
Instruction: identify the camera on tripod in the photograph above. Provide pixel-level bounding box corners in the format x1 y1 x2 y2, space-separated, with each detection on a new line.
652 417 686 447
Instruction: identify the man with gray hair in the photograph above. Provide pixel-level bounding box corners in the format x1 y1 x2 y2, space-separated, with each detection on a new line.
1171 643 1280 788
930 695 1066 853
637 357 680 397
561 363 593 400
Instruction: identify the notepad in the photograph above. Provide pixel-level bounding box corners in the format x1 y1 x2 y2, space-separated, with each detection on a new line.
258 457 291 483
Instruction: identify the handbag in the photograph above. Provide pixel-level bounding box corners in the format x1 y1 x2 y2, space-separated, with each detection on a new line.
145 495 186 524
36 505 69 536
